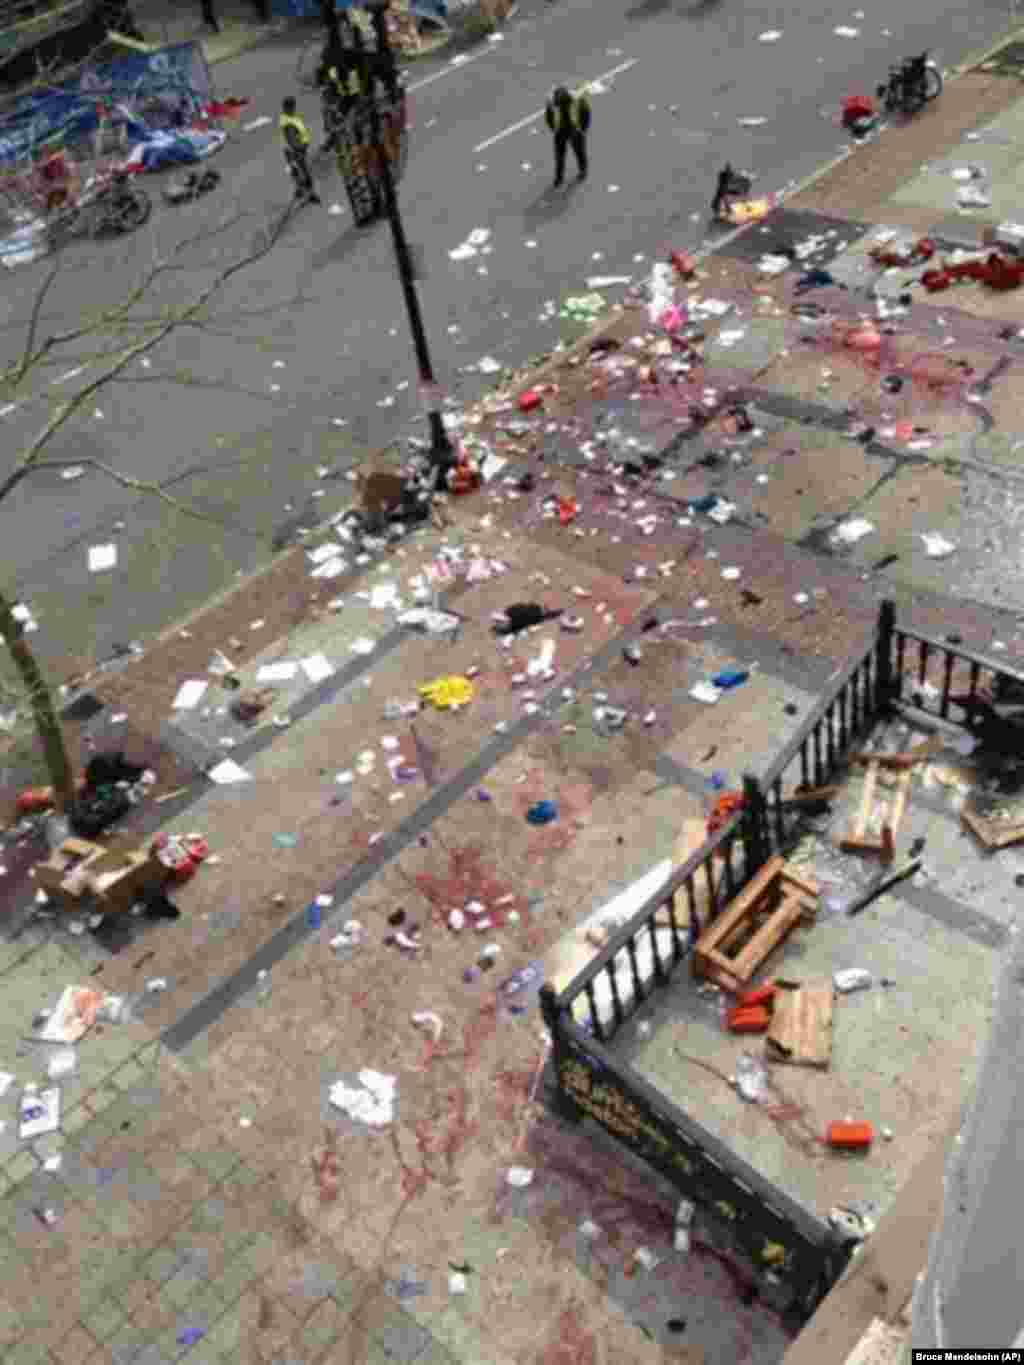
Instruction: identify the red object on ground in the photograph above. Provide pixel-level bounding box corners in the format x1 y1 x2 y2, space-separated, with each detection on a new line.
518 389 543 413
707 792 745 836
842 94 874 124
184 836 209 863
922 269 952 292
670 249 696 279
557 496 577 525
727 1005 771 1033
826 1120 874 1150
736 984 776 1009
16 777 87 814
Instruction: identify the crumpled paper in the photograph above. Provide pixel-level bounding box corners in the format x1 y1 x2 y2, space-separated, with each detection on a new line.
329 1070 396 1126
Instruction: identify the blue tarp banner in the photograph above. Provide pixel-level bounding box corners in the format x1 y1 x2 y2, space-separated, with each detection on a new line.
0 41 211 167
271 1 449 19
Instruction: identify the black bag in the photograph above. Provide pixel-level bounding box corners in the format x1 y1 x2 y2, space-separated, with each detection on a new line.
69 788 132 838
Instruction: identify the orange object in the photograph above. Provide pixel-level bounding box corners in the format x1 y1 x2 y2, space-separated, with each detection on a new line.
826 1121 874 1150
727 1005 771 1033
707 792 745 836
557 496 577 525
736 984 776 1009
518 389 543 413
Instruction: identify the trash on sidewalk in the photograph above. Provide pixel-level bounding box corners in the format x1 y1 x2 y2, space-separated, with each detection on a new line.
19 1082 60 1139
208 758 252 784
448 1271 468 1295
37 985 105 1043
399 607 461 637
766 980 834 1067
46 1048 77 1080
921 532 957 558
832 518 875 545
825 1120 874 1150
493 602 562 635
328 1070 396 1126
526 800 558 825
385 1271 428 1301
834 967 873 993
506 1165 534 1188
418 675 474 710
690 681 723 704
87 543 117 572
172 679 208 710
734 1052 768 1103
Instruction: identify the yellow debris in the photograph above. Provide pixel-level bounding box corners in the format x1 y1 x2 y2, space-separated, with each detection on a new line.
418 675 475 710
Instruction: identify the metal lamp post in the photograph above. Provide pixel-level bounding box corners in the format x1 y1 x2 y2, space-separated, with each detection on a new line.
360 0 454 471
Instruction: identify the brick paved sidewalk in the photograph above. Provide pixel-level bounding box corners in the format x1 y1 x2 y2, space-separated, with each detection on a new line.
7 36 1024 1365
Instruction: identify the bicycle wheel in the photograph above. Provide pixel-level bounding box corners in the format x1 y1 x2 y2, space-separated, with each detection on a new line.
923 64 943 101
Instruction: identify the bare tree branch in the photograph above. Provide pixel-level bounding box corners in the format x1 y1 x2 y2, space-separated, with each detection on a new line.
0 200 296 508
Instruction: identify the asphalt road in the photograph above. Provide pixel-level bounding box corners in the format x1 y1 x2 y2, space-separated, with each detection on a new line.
0 0 1015 670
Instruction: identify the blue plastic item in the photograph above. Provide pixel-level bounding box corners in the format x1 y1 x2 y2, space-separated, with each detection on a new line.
526 800 558 825
307 901 322 930
711 669 749 690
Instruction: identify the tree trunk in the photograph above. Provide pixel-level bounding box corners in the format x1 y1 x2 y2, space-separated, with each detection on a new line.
0 589 75 812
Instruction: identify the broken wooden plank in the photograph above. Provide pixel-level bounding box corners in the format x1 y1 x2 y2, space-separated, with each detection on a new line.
841 759 884 854
766 980 834 1067
961 805 1024 851
849 735 944 769
778 784 840 809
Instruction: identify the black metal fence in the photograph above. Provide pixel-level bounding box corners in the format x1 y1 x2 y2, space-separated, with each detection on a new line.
541 598 1024 1317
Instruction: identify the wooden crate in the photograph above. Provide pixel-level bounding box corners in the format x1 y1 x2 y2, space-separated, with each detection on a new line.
840 761 911 864
693 856 819 993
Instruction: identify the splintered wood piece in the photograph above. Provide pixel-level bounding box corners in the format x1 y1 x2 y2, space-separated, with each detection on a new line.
767 981 834 1067
880 769 912 864
841 759 884 853
850 735 944 769
779 785 840 809
961 805 1024 850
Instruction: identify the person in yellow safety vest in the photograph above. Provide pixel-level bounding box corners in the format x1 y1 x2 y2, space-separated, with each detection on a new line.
544 85 590 188
279 97 320 205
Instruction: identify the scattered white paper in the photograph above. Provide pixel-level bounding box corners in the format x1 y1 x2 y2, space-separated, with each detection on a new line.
301 654 334 684
480 453 508 483
19 1086 60 1140
0 1071 15 1097
921 532 956 559
172 679 208 710
369 582 402 610
309 542 345 565
88 543 117 572
737 116 767 127
328 1070 396 1126
243 115 272 132
507 1166 535 1188
759 29 782 40
586 275 632 287
256 661 298 683
721 567 741 580
208 757 252 784
61 465 85 481
834 25 860 36
690 681 723 704
350 636 376 655
833 518 875 544
311 556 347 579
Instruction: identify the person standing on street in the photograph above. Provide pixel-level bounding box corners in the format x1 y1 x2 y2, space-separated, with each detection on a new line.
279 98 321 205
200 0 220 33
545 85 590 187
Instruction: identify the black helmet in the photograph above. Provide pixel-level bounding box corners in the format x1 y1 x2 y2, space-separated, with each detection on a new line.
553 85 571 104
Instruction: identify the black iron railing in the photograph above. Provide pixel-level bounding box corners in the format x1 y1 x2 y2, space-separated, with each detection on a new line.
541 598 1024 1316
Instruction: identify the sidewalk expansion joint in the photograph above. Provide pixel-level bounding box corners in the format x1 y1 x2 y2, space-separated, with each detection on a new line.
160 603 668 1053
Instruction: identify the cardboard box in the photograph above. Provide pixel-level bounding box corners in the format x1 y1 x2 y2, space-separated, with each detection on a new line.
34 837 165 915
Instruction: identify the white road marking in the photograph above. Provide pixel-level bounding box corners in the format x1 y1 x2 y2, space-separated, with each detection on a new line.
472 58 637 153
406 50 487 93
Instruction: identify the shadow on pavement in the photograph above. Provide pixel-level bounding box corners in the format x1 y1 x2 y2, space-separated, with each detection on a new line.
521 182 585 229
